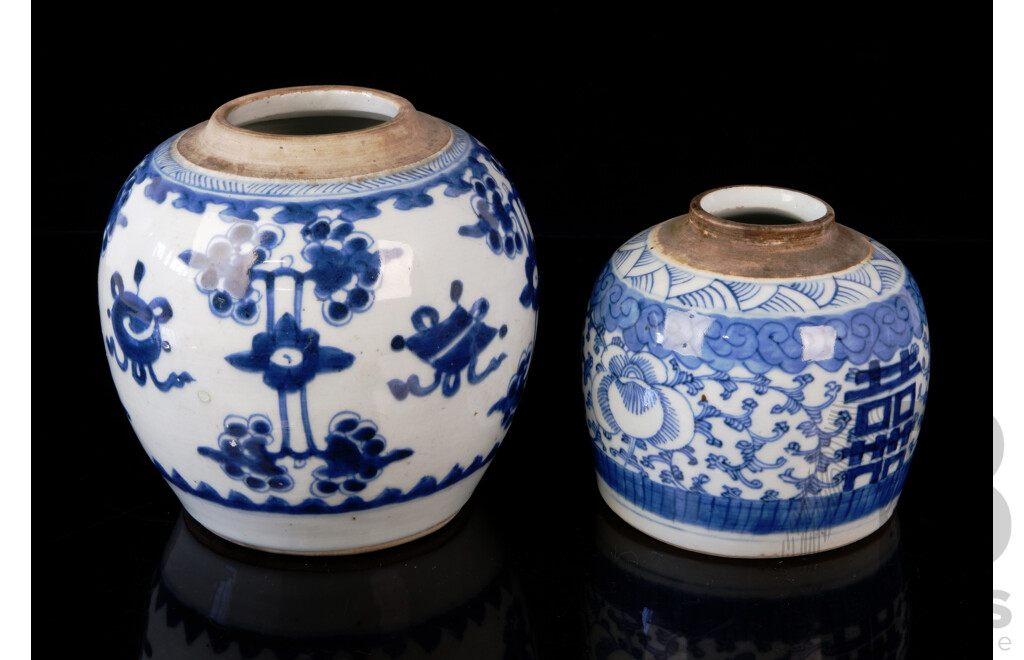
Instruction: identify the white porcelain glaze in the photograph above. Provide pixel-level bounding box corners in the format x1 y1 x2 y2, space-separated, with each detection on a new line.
583 185 928 558
99 86 537 554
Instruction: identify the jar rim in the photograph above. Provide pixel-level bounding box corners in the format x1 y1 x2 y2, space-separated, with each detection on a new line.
654 185 872 278
220 86 403 131
690 185 835 244
176 85 452 181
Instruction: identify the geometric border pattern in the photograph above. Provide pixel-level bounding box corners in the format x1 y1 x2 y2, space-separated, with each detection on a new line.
595 447 909 534
156 442 498 514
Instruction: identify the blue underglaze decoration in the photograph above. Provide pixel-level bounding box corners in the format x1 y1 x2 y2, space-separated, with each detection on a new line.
488 346 533 430
198 410 414 498
150 125 473 197
388 280 508 400
519 230 539 311
588 342 815 492
105 260 193 391
112 126 531 513
101 156 147 254
159 442 499 514
181 212 412 503
611 228 907 313
592 346 697 465
459 154 539 311
595 445 911 534
831 348 923 492
226 313 354 392
700 403 789 489
774 378 852 497
137 128 487 223
197 415 295 493
300 217 381 326
460 175 525 258
178 222 284 325
585 308 928 503
311 412 414 496
588 262 927 374
140 160 477 222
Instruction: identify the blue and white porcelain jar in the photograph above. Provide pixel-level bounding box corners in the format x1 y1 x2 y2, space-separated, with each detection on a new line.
583 185 928 557
98 86 537 554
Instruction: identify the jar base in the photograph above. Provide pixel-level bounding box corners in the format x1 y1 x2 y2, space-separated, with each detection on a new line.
199 510 460 556
169 472 483 555
596 477 898 559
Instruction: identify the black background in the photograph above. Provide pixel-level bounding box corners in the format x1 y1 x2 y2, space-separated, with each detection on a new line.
35 8 991 658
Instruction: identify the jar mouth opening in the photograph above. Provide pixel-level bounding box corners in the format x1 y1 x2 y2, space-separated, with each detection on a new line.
176 86 452 180
224 88 401 136
688 185 835 244
660 185 868 278
699 186 829 224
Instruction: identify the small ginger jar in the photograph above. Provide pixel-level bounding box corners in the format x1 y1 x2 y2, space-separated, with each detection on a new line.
582 185 928 558
98 86 537 554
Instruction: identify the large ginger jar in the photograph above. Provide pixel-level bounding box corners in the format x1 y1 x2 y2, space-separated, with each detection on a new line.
582 185 928 557
98 86 537 554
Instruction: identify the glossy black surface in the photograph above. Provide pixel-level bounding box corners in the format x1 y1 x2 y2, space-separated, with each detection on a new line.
35 11 990 657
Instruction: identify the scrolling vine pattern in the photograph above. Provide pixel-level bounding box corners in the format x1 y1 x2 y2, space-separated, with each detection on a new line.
584 248 929 504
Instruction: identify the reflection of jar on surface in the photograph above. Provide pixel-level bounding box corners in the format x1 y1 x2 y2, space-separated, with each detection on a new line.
141 499 537 659
586 505 908 659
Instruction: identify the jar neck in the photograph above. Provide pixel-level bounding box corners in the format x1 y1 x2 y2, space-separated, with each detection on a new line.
175 86 452 180
655 185 872 278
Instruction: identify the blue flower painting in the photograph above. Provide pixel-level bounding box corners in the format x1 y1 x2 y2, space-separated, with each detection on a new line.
312 412 414 496
591 344 696 452
301 217 381 326
226 313 354 392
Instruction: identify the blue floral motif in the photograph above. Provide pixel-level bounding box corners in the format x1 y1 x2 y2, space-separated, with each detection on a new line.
488 346 533 430
590 344 695 470
194 409 411 497
109 126 536 515
388 281 508 400
198 415 294 492
178 221 285 325
226 314 354 392
583 332 867 499
460 175 525 258
458 153 538 311
311 412 413 496
105 260 193 391
583 231 930 536
300 216 381 326
196 410 413 498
